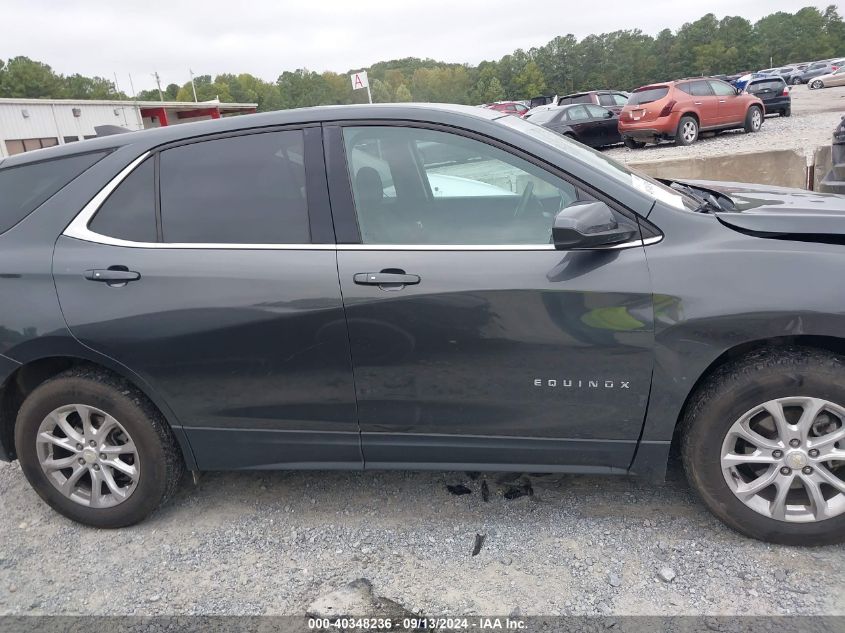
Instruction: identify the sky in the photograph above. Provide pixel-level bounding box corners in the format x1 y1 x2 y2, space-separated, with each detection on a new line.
0 0 836 93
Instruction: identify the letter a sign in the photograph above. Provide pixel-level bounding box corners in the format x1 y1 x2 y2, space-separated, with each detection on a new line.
350 71 372 103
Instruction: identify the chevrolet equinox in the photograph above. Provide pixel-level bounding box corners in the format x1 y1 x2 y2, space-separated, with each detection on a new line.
0 104 843 544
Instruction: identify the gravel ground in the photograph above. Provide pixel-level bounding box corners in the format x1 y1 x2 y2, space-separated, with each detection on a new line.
605 84 845 164
0 457 842 617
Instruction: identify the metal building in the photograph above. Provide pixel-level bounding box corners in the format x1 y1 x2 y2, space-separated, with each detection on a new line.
0 98 258 157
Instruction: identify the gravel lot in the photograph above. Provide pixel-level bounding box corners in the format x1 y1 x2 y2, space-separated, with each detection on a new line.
605 84 845 164
0 457 843 617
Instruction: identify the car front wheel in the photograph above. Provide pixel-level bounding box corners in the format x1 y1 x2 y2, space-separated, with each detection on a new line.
810 80 824 90
682 347 845 545
15 368 184 528
675 116 699 146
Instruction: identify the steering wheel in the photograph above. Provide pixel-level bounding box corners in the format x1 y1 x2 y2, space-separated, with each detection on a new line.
514 181 535 218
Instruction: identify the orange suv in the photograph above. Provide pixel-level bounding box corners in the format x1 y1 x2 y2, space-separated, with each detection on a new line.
618 78 764 148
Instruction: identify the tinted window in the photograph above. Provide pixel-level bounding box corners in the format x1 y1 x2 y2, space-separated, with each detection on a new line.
570 94 592 104
709 80 736 96
342 126 593 245
747 79 785 93
89 158 156 242
159 131 309 244
0 151 107 236
628 86 669 105
690 81 713 96
597 94 615 106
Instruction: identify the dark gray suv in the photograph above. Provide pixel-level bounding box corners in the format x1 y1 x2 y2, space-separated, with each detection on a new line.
1 104 844 544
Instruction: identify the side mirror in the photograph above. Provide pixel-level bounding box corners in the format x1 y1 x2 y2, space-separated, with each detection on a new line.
603 110 614 118
553 201 637 250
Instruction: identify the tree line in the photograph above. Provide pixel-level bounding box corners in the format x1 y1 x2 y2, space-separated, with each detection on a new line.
1 5 843 111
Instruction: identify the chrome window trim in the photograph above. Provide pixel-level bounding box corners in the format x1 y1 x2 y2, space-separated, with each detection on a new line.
63 151 663 252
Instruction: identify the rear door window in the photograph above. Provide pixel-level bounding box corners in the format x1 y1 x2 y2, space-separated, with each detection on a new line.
158 130 310 244
567 106 590 121
690 81 713 97
0 151 108 236
708 80 736 96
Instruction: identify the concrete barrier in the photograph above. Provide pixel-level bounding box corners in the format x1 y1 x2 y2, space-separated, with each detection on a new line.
813 145 833 191
629 149 808 189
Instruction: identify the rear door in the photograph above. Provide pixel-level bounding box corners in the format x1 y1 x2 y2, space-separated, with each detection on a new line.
709 80 745 125
564 105 595 144
54 127 360 471
681 80 718 126
326 123 654 471
585 105 618 146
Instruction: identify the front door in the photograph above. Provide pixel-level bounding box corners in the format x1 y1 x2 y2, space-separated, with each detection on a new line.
54 127 360 470
327 123 654 471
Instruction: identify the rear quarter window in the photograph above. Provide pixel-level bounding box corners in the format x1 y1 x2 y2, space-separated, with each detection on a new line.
0 151 108 236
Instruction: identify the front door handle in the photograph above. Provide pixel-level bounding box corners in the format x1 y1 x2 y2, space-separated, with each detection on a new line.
354 272 420 286
84 268 141 283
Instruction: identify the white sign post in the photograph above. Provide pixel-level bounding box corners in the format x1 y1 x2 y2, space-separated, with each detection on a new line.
350 71 372 103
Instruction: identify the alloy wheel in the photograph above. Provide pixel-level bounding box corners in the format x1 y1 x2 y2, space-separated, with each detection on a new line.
751 108 762 130
36 404 140 508
721 397 845 523
682 121 697 143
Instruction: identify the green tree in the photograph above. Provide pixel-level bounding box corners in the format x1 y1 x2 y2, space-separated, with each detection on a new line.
0 56 62 98
394 83 412 102
370 78 392 102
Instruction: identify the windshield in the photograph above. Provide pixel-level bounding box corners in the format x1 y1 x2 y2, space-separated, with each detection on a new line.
497 115 698 211
628 86 669 105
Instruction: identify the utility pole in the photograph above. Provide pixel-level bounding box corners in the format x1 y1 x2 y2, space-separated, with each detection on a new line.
189 69 198 102
152 71 163 101
128 73 136 99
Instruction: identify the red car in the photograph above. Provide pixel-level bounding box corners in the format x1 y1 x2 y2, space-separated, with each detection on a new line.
485 101 530 117
618 79 764 147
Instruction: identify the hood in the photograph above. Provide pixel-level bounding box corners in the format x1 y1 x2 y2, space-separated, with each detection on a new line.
678 179 845 237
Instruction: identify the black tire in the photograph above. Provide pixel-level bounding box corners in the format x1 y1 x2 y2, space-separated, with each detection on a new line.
675 116 698 146
810 80 824 90
681 346 845 545
15 367 184 528
623 137 645 149
781 107 791 117
791 76 803 85
744 106 763 133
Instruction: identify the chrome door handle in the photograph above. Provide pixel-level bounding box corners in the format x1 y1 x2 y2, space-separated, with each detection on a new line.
694 101 703 105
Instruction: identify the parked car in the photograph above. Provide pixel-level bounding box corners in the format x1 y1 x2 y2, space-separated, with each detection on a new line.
2 103 845 545
554 90 631 114
619 78 764 147
525 103 621 147
808 67 845 89
793 60 844 84
485 101 530 117
743 76 791 116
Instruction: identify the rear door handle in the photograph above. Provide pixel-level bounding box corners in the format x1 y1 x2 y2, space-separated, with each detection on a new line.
84 269 141 283
354 272 420 285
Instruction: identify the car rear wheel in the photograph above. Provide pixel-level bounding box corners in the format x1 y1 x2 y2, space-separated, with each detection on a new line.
15 368 184 528
810 80 824 90
791 77 803 85
675 116 698 146
744 106 763 133
781 107 791 117
682 347 845 545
